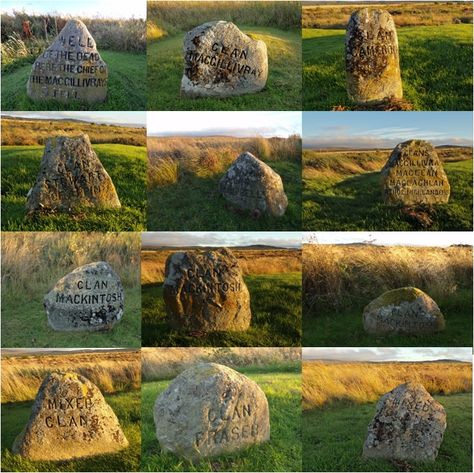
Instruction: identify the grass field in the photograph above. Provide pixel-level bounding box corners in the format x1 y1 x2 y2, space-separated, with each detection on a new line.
147 27 301 110
1 390 141 472
141 366 302 472
302 243 473 347
302 148 473 231
142 273 301 347
2 233 141 348
302 360 472 471
1 349 141 472
147 135 301 230
1 143 147 231
1 51 147 111
302 2 473 29
302 25 473 110
302 393 472 472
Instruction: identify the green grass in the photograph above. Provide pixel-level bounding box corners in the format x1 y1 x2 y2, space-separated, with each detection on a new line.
148 160 301 230
303 288 473 347
1 51 146 111
147 27 301 110
1 144 147 231
1 288 141 348
303 25 473 110
303 159 473 231
142 273 302 347
1 390 141 472
141 367 302 472
302 393 472 472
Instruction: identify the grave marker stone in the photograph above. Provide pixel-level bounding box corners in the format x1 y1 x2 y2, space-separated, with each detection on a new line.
27 19 108 103
154 363 270 460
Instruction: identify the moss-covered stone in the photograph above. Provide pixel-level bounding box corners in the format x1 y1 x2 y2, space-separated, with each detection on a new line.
363 286 445 335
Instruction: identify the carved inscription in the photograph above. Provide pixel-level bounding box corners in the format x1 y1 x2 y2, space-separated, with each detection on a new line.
55 279 123 305
195 403 260 448
27 20 108 103
170 265 242 295
44 396 96 428
185 42 264 78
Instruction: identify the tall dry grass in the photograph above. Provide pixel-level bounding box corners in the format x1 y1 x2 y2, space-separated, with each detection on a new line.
303 2 473 29
303 244 473 311
147 135 301 189
147 0 301 39
303 360 472 409
1 117 146 146
1 13 145 60
1 350 141 403
141 248 302 285
303 147 472 180
1 233 140 303
142 347 301 381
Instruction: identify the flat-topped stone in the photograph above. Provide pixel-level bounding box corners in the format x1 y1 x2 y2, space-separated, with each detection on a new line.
154 363 270 460
12 372 128 460
163 248 251 332
363 382 446 462
363 287 445 335
27 19 108 103
181 21 268 98
44 261 124 331
345 9 402 104
26 133 121 213
219 152 288 217
381 140 450 206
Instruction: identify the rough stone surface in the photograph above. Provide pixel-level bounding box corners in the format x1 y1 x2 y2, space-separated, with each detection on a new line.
154 363 270 460
163 248 251 332
363 287 445 336
218 152 288 217
181 21 268 98
27 19 108 103
44 261 124 332
381 140 450 206
12 372 128 460
345 9 402 104
363 382 447 462
26 134 121 213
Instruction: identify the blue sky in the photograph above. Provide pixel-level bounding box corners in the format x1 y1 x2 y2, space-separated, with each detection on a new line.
303 112 473 149
2 112 146 127
303 348 472 362
304 232 473 247
147 112 302 138
142 232 302 249
2 0 145 19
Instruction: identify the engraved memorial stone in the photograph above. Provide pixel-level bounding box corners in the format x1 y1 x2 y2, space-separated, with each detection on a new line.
26 134 121 213
12 372 128 460
181 21 268 98
345 9 403 104
363 382 447 462
27 19 108 103
44 261 124 331
219 152 288 217
163 248 251 332
363 287 445 336
154 363 270 460
381 140 450 206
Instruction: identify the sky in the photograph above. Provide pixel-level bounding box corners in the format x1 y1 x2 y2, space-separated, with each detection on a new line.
303 112 473 149
303 232 473 247
147 112 302 138
3 111 146 127
2 0 146 19
142 232 302 249
303 347 472 363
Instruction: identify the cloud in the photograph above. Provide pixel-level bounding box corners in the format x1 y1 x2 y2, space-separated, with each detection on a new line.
142 232 302 249
303 347 472 362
